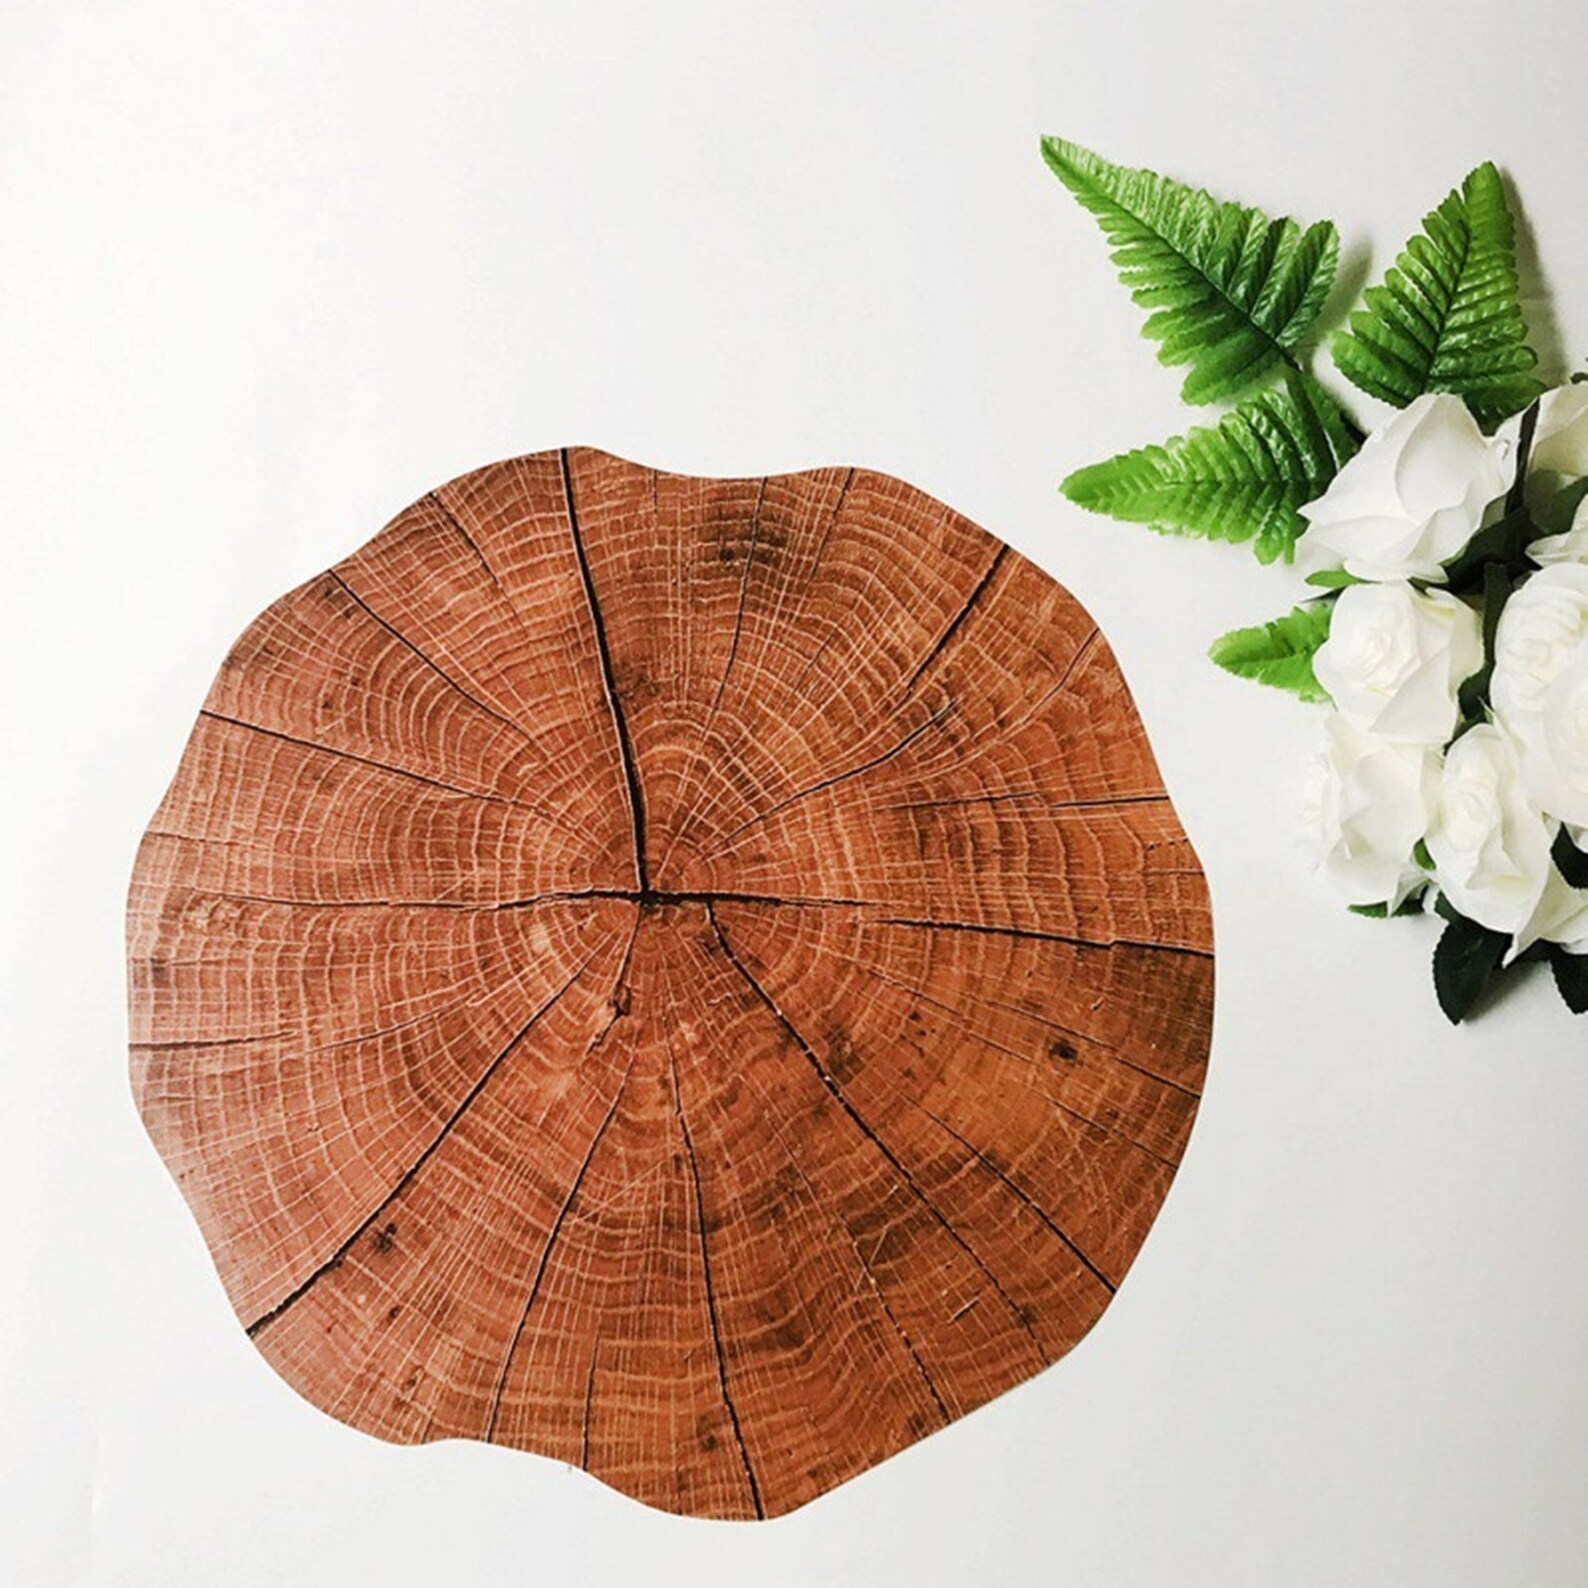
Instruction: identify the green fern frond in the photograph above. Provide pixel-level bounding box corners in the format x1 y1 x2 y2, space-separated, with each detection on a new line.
1060 372 1357 563
1331 163 1542 424
1207 602 1334 701
1041 137 1340 405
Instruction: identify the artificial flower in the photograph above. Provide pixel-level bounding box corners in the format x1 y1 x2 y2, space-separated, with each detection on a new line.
1299 711 1438 909
1425 723 1560 954
1528 493 1588 566
1503 381 1588 525
1312 583 1482 744
1296 393 1513 583
1492 562 1588 830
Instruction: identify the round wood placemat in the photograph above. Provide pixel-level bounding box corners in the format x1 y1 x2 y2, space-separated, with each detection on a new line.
128 449 1214 1519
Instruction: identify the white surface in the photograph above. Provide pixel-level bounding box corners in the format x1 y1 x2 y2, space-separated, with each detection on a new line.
3 3 1586 1583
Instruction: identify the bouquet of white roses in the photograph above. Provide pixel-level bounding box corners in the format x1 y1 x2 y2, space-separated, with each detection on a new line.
1044 139 1588 1021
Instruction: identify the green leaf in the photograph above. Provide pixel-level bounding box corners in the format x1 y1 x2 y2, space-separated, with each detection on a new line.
1553 826 1588 888
1207 601 1334 700
1550 947 1588 1014
1456 560 1513 721
1060 372 1357 564
1041 137 1340 405
1433 913 1509 1024
1350 890 1428 919
1331 163 1543 424
1305 567 1365 590
1442 503 1536 592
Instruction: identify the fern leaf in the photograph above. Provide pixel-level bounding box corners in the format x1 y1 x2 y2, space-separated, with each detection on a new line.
1331 163 1542 424
1041 137 1340 405
1061 372 1357 564
1207 602 1333 701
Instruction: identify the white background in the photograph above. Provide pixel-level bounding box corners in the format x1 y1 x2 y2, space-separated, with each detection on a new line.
4 2 1587 1583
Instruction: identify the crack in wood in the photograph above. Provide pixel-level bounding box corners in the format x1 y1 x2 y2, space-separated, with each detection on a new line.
562 449 650 894
196 709 581 832
132 451 1215 1520
131 992 476 1061
244 944 608 1336
425 491 508 601
865 913 1214 960
743 1075 953 1429
328 571 552 757
786 467 857 694
483 919 643 1438
875 790 1171 816
894 544 1008 702
129 1031 291 1052
699 702 956 862
857 960 1183 1171
710 477 767 720
914 1105 1117 1296
706 905 1047 1366
972 986 1204 1102
485 1035 641 1441
664 1024 766 1519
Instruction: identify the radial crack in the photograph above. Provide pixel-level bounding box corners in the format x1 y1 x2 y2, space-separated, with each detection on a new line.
197 709 580 831
707 906 1046 1364
710 478 767 719
561 449 650 894
915 1105 1116 1296
860 961 1183 1170
130 1030 290 1053
866 913 1213 960
425 491 508 600
132 993 473 1061
664 1031 766 1518
485 1044 639 1441
245 946 606 1336
894 545 1007 702
147 886 615 914
700 702 955 862
754 1094 951 1428
328 571 554 757
875 789 1171 816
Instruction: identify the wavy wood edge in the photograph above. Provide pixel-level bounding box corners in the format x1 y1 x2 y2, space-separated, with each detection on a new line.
128 448 1214 1519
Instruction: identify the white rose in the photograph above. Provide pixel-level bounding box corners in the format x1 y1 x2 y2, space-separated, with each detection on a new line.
1425 723 1560 953
1312 583 1482 745
1528 493 1588 566
1296 393 1513 583
1491 563 1588 828
1299 712 1437 909
1524 643 1588 831
1526 384 1588 478
1502 383 1588 523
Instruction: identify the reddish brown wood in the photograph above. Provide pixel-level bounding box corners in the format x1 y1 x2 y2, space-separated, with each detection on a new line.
128 449 1214 1519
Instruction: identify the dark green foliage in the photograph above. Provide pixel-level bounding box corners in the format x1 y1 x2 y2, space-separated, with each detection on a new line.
1433 914 1510 1024
1551 947 1588 1014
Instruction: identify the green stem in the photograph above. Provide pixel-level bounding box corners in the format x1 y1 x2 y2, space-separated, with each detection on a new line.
1279 348 1369 448
1504 397 1540 519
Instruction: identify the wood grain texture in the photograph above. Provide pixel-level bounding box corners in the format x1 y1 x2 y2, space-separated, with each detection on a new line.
128 448 1214 1519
